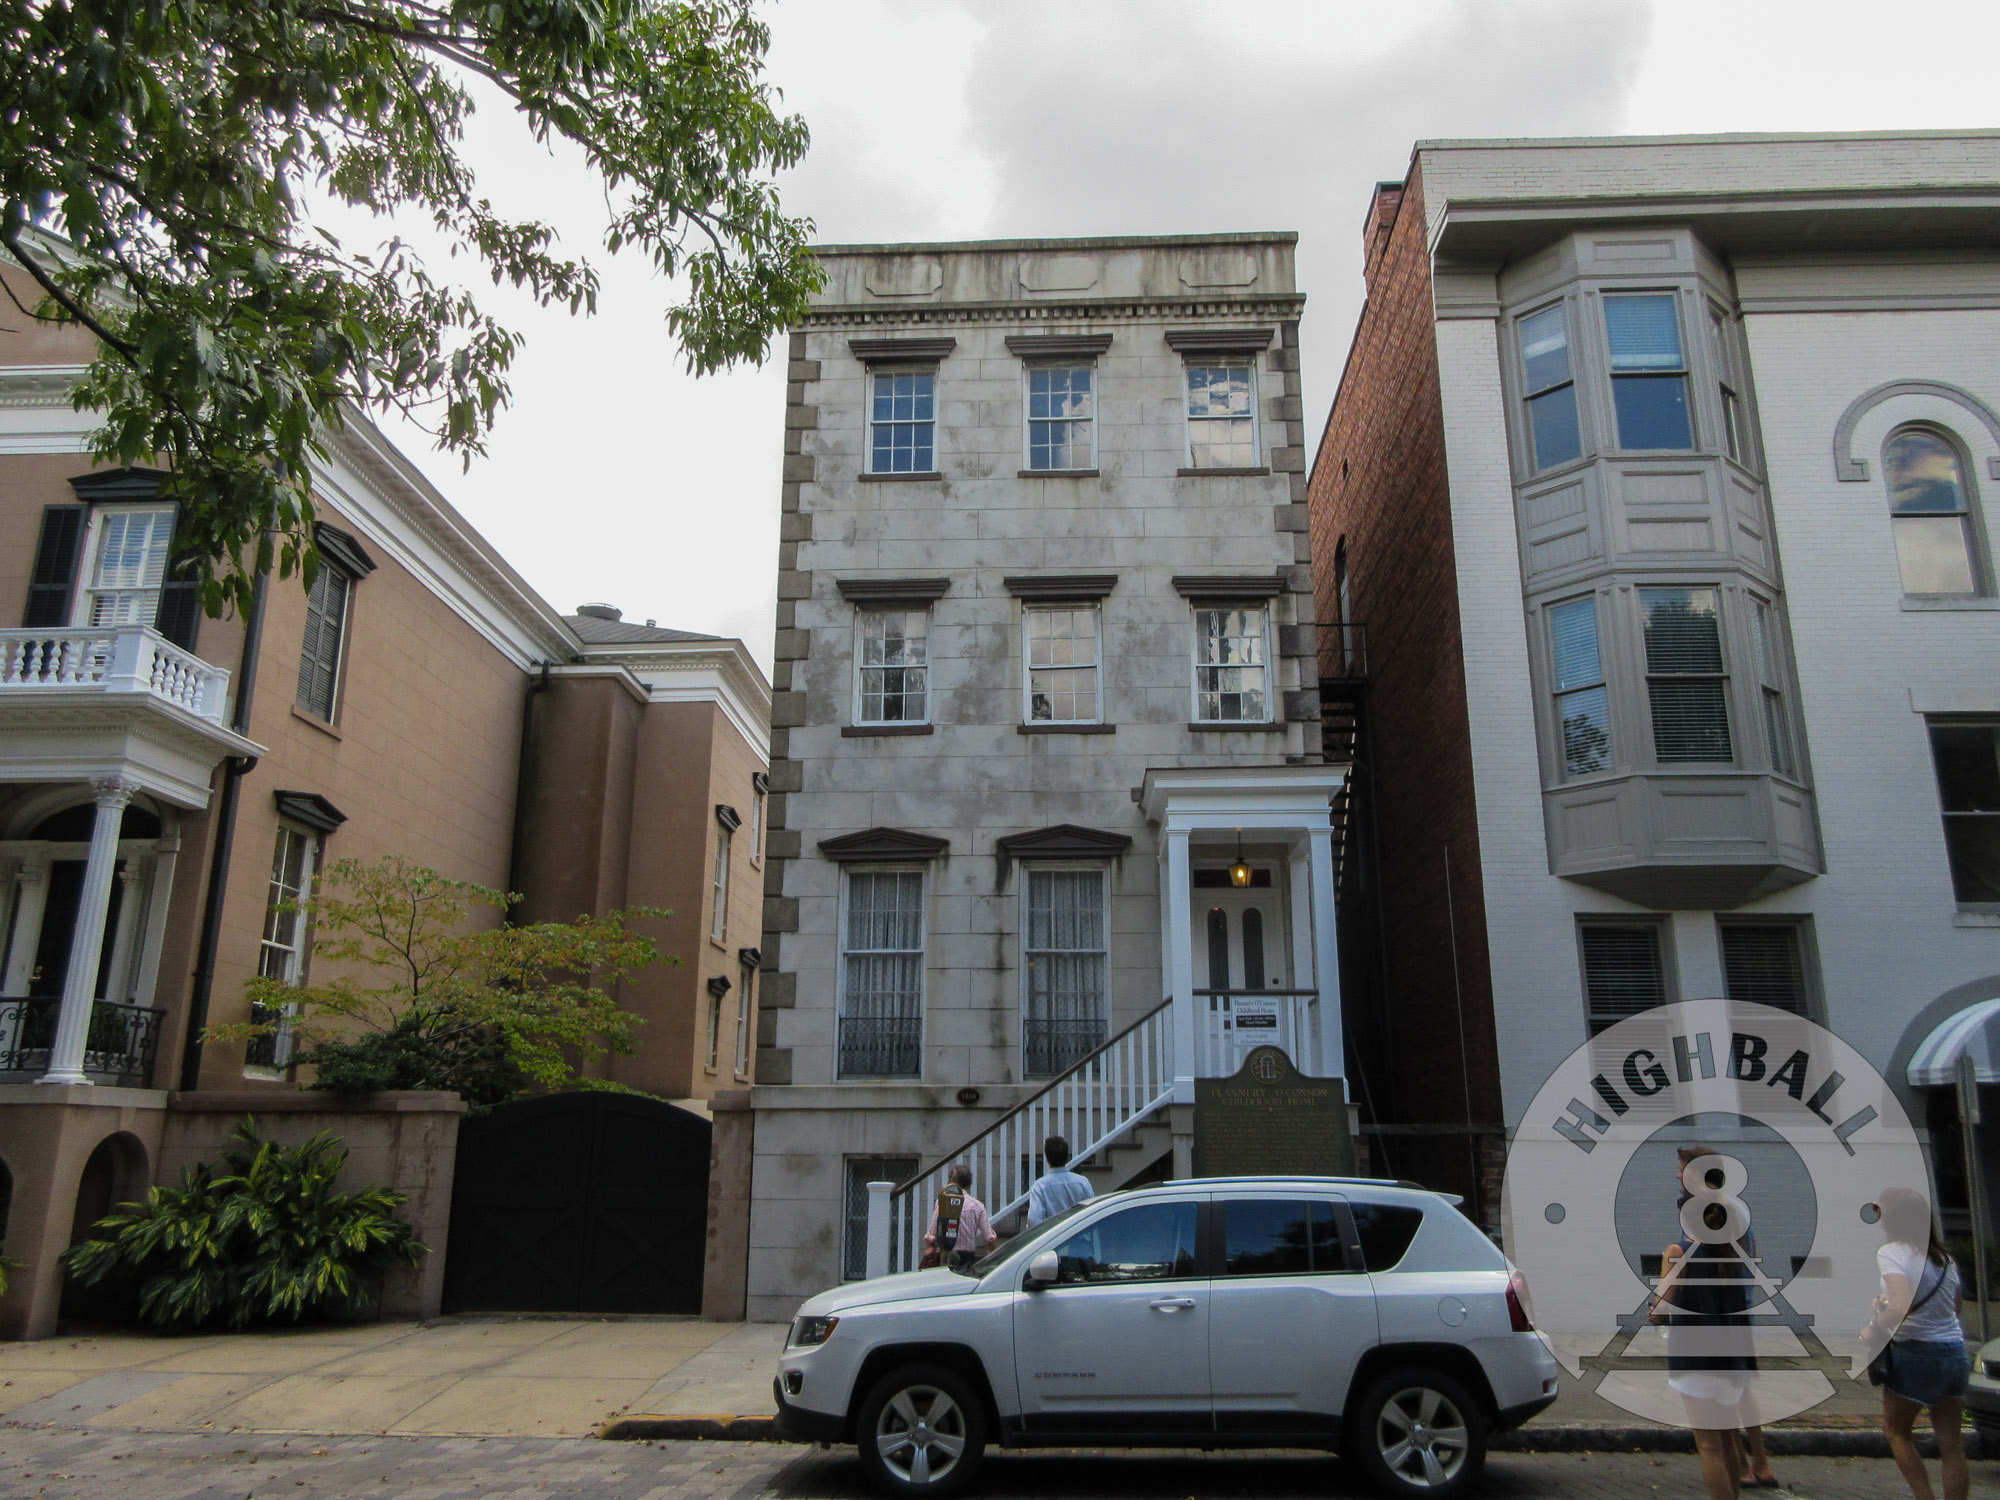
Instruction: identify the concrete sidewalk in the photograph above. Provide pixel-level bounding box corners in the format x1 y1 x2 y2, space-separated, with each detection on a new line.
0 1315 1974 1456
0 1317 785 1439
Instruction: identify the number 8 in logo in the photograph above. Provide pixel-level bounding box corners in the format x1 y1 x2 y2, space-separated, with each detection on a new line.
1679 1152 1751 1245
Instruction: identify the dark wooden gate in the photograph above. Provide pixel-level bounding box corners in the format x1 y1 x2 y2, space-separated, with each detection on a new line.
441 1092 711 1314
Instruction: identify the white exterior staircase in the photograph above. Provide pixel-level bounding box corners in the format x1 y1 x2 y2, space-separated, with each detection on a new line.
874 1000 1175 1274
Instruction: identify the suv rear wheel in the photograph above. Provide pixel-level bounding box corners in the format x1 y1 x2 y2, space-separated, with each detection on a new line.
1347 1366 1487 1499
855 1362 987 1499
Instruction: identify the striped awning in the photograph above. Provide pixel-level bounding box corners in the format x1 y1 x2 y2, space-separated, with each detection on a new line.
1906 997 2000 1087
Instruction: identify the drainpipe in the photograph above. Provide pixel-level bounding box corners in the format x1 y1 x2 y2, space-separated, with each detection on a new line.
505 661 551 921
177 565 268 1092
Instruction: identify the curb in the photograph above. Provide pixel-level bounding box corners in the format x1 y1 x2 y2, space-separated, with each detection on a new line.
601 1415 1990 1459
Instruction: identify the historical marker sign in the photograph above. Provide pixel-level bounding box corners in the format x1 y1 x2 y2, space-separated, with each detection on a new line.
1194 1044 1354 1177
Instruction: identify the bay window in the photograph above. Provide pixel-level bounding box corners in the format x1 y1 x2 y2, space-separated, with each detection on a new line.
1640 586 1731 764
1549 595 1611 776
1519 303 1582 470
1603 293 1693 451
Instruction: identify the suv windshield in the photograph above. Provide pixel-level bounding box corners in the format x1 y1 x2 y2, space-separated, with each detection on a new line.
958 1201 1093 1277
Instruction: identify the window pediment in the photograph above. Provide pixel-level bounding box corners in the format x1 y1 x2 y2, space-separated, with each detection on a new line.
818 826 950 862
274 790 347 834
996 823 1134 861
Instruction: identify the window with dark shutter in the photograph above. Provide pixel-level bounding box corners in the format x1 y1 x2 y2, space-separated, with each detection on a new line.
23 505 85 626
154 534 202 651
1581 923 1668 1033
1719 923 1812 1015
295 563 352 720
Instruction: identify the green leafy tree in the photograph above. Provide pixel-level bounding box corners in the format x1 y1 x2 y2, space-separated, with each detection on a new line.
211 853 671 1104
1 0 819 615
63 1118 424 1330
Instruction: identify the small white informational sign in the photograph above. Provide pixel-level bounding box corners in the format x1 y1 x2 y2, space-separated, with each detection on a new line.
1230 996 1280 1033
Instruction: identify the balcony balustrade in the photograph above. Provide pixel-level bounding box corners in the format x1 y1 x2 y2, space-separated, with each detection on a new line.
0 626 230 724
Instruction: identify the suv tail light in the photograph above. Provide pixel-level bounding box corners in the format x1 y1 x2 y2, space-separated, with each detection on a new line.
1506 1271 1535 1333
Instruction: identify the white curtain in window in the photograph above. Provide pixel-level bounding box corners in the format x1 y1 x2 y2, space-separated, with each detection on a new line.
1024 868 1107 1074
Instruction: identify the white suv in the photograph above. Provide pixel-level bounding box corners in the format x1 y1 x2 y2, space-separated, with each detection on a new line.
773 1176 1558 1498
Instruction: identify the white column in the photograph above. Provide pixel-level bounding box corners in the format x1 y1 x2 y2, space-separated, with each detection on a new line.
1164 826 1197 1100
2 856 51 995
102 858 147 1003
40 776 136 1086
1306 824 1344 1081
129 837 180 1009
1286 836 1316 1066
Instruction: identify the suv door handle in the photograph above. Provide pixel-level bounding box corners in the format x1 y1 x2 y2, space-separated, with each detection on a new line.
1149 1297 1197 1311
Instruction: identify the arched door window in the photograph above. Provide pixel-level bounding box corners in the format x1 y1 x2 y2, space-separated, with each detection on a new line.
1205 908 1230 990
1884 426 1984 596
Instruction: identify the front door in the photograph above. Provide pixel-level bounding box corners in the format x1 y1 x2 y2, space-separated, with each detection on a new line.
1011 1197 1209 1433
1193 884 1288 1069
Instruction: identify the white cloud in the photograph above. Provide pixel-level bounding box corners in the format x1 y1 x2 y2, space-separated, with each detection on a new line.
340 0 2000 680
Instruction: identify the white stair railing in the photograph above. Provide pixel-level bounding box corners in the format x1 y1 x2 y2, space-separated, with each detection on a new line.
882 998 1175 1275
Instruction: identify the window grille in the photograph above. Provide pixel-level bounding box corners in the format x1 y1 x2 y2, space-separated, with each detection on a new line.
870 371 935 473
842 1155 919 1280
1027 366 1094 470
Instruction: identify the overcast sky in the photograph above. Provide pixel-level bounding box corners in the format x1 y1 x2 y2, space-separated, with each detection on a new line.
359 0 2000 675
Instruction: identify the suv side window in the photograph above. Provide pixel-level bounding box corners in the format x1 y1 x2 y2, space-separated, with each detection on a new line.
1220 1199 1348 1276
1348 1202 1424 1270
1052 1201 1197 1284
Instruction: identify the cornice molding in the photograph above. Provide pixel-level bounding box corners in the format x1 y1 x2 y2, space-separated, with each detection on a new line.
1165 326 1275 352
847 335 958 362
0 363 92 409
837 577 951 604
1172 572 1286 601
802 295 1305 331
1003 333 1114 357
1003 573 1117 602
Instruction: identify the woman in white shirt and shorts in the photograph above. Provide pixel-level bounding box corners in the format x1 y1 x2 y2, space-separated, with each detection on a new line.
1861 1186 1971 1500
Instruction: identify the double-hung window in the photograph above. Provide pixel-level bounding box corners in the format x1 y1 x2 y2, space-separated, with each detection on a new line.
248 824 317 1071
1707 306 1746 464
1927 723 2000 908
1639 586 1731 763
869 370 936 474
1193 606 1269 722
1026 365 1095 471
1022 867 1108 1078
855 609 929 726
710 819 732 943
1748 600 1794 776
837 869 925 1078
1548 595 1611 776
297 561 353 721
79 505 177 628
1884 426 1984 597
1580 921 1669 1035
1603 293 1693 451
706 979 726 1070
1185 362 1257 469
735 958 754 1077
1025 605 1101 723
1519 303 1582 470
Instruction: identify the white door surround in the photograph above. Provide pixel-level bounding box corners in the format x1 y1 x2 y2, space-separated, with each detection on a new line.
1140 766 1346 1099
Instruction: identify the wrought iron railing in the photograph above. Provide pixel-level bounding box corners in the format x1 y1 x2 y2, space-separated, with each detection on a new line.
1022 1016 1107 1079
837 1015 922 1078
0 996 165 1086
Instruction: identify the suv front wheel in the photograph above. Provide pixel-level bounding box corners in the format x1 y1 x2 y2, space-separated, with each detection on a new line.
1347 1366 1487 1499
855 1362 987 1499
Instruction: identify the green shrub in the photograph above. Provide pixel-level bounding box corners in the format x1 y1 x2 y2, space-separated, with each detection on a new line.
63 1119 424 1331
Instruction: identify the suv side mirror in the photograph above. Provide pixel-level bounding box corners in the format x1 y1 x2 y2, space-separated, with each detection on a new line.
1024 1250 1059 1288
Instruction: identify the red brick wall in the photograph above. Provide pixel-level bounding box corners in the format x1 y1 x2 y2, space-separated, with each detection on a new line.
1307 165 1502 1206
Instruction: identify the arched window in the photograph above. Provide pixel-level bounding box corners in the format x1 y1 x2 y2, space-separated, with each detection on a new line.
1884 426 1984 596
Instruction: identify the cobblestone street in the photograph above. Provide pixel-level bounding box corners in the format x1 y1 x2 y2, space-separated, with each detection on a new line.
0 1428 1945 1500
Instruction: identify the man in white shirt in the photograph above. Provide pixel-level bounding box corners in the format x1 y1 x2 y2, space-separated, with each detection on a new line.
1026 1134 1093 1228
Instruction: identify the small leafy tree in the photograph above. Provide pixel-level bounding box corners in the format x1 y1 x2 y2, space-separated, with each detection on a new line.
212 853 671 1104
63 1118 423 1331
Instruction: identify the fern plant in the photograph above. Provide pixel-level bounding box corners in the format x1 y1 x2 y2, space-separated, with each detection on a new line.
63 1119 425 1331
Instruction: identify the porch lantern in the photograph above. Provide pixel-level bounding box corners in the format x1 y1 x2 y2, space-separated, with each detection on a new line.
1228 832 1252 888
